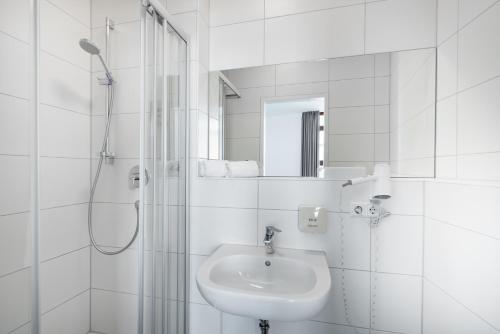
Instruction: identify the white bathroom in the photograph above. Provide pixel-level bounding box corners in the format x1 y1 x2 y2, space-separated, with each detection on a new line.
0 0 499 333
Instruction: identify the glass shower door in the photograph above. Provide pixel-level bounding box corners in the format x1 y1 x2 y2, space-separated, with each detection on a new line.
140 6 187 334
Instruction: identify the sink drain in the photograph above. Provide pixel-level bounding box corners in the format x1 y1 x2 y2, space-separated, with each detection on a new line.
265 261 271 267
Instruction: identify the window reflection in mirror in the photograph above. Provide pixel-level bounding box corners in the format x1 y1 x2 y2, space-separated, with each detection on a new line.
262 96 325 177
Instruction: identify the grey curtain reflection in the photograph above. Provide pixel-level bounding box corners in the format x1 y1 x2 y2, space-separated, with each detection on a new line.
301 110 319 177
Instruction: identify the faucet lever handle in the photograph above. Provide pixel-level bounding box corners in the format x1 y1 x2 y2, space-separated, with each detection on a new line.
265 225 282 235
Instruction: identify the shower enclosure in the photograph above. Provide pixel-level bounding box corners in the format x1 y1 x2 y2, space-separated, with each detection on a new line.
0 1 188 333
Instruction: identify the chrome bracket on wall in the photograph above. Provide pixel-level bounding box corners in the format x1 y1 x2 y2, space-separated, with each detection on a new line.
129 165 150 189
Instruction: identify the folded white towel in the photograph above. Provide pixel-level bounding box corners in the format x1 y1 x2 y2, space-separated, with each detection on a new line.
227 161 260 177
198 160 228 177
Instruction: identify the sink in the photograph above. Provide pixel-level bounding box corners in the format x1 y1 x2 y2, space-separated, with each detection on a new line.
196 244 331 321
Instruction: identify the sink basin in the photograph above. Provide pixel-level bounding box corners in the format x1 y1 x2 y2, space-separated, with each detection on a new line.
196 244 331 321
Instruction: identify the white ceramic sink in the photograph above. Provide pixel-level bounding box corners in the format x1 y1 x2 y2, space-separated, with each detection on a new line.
196 244 331 321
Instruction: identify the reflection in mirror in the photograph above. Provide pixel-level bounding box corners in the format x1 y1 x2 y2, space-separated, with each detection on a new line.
208 48 436 178
263 96 326 177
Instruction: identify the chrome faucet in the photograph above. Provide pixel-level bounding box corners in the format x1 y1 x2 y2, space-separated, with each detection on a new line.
263 226 281 254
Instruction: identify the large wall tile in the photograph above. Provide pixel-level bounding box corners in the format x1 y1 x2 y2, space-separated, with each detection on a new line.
0 0 30 42
225 138 260 161
425 218 500 329
41 290 90 334
222 313 258 334
0 94 29 156
40 204 89 261
223 65 275 89
191 178 258 208
265 0 364 18
0 268 31 333
40 157 89 208
265 5 364 65
437 28 458 100
41 0 91 70
275 82 328 97
426 181 500 238
329 78 374 107
458 0 498 28
436 95 457 156
313 268 370 328
0 213 31 276
225 113 260 139
210 0 264 26
330 134 374 162
92 248 138 294
226 87 275 115
190 206 258 255
458 2 500 90
365 0 436 54
40 247 90 313
457 77 500 155
329 55 374 81
457 152 500 181
0 155 30 215
276 61 329 86
210 21 264 70
423 279 498 334
189 303 221 334
40 52 91 114
437 0 458 44
91 289 137 334
371 215 423 275
40 105 90 158
91 0 139 28
271 320 369 334
47 0 90 27
371 272 422 334
0 33 29 99
330 106 374 135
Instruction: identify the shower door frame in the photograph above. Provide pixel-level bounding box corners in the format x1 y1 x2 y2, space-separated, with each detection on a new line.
139 1 191 333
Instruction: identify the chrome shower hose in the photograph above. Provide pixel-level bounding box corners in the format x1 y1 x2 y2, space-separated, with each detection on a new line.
88 84 139 255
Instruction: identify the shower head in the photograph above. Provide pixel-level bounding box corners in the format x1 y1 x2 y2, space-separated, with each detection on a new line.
79 38 100 55
79 38 114 82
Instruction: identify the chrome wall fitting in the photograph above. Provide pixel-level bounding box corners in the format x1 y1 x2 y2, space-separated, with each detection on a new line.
129 165 150 189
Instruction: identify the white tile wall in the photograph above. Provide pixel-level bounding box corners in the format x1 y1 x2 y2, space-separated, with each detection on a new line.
41 290 90 334
313 268 370 328
210 0 264 27
210 0 437 70
210 21 265 70
0 32 30 99
0 0 30 42
423 279 499 334
264 5 364 65
91 289 138 334
265 0 365 18
40 247 90 313
370 272 422 334
425 218 500 329
425 5 500 325
0 268 32 333
190 207 258 255
365 0 437 54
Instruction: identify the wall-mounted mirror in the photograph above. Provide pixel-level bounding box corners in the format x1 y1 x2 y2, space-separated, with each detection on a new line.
207 47 436 178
